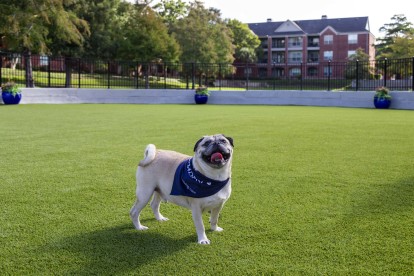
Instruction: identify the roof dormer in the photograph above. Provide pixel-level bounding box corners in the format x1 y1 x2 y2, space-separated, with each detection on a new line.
274 20 303 33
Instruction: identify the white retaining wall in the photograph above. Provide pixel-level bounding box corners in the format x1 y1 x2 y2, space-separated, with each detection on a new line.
3 88 414 110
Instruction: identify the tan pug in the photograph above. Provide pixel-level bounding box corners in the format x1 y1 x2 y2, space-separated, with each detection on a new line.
130 134 234 244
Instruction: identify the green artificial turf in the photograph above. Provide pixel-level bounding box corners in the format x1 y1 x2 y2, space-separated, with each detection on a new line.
0 104 413 275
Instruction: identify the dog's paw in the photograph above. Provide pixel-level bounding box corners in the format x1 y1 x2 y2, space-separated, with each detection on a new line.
211 226 224 232
198 239 211 245
137 225 149 230
156 215 169 222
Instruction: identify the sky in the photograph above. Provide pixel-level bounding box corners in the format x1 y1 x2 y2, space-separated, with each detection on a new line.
142 0 414 39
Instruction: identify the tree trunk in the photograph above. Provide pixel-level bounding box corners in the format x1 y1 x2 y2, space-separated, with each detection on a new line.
65 57 72 88
24 50 34 87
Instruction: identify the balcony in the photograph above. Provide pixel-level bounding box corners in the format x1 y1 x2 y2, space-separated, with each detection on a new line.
307 42 320 48
307 57 319 63
287 58 303 64
287 42 302 48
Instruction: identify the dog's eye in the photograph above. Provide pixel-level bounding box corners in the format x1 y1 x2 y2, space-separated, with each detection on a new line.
203 140 212 147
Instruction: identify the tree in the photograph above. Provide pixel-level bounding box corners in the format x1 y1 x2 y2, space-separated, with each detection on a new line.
0 0 89 54
172 1 234 64
376 14 414 58
388 34 414 58
0 0 89 87
50 0 123 59
153 0 188 29
345 48 375 79
117 3 180 62
226 19 260 63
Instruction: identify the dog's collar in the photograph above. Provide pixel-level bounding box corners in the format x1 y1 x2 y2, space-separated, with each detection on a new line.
170 158 229 198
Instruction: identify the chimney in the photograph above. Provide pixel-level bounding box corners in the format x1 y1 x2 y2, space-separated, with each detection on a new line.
267 18 272 22
321 15 327 19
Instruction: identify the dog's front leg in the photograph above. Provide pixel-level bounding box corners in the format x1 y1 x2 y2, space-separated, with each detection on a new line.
191 207 209 244
210 205 224 232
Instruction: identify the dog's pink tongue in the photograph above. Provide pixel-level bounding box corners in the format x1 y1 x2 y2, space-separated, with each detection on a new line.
210 152 224 163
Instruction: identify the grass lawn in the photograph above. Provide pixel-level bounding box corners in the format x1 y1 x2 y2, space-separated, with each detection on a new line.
0 104 413 275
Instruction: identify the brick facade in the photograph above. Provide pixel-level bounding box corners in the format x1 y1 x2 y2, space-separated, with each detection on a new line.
248 16 375 78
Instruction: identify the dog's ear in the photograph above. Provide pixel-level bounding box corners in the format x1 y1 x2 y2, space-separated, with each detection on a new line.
224 135 234 148
193 137 205 152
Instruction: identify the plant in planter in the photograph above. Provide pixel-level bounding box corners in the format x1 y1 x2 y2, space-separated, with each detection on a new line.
1 81 22 105
194 85 210 104
373 86 391 109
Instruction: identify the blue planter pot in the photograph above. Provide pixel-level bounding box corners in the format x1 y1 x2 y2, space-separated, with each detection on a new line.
373 97 391 109
2 91 22 105
194 94 208 104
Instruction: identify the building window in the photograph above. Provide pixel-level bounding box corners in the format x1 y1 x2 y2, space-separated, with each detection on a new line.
324 35 333 45
348 50 356 57
288 51 302 63
308 51 319 62
323 51 333 61
290 68 301 77
288 37 303 47
272 52 285 63
244 67 252 76
348 34 358 44
272 38 285 48
308 36 319 47
324 66 332 77
260 38 268 48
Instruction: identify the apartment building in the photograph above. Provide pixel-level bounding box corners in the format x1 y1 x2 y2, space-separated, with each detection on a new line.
248 16 376 78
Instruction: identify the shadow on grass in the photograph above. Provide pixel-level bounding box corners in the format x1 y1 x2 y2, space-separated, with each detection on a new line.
346 176 414 217
45 223 193 274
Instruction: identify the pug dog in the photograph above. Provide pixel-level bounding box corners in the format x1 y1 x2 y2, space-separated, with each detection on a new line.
130 134 234 244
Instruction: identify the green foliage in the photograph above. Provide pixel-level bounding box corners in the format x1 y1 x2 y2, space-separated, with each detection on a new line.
195 85 210 95
153 0 188 28
226 19 261 62
52 0 123 58
374 86 392 100
172 1 234 65
376 14 414 59
1 105 414 274
1 81 21 96
345 48 375 79
0 0 90 54
117 3 180 62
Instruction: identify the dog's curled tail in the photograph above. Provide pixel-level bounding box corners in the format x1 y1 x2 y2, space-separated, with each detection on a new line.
138 144 157 167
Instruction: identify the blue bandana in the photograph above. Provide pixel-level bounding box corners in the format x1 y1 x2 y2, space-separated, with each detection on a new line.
171 158 229 198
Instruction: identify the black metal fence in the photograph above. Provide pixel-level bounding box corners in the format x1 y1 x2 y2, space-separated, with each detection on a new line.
1 52 414 91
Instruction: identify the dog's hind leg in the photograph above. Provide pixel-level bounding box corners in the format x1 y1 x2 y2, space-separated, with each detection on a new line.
130 188 154 230
151 191 169 221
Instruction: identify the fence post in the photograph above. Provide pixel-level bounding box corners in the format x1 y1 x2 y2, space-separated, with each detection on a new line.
164 63 167 89
191 62 195 89
383 58 387 88
355 60 359 91
78 58 81 88
219 63 222 90
327 60 331 91
47 56 51 87
0 53 3 86
245 63 249 91
185 63 189 89
300 62 303 90
412 57 414 91
145 63 149 89
135 62 139 89
107 61 110 89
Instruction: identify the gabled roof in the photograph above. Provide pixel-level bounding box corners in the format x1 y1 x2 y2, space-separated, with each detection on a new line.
248 16 370 37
